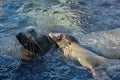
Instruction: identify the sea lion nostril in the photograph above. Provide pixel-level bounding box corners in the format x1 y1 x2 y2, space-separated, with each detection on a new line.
16 33 22 38
16 33 22 40
16 32 27 39
17 32 24 36
16 32 28 45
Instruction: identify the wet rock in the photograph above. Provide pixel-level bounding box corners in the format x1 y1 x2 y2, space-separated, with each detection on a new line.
77 28 120 59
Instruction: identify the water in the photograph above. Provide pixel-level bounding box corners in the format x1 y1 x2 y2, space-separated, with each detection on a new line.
0 0 120 80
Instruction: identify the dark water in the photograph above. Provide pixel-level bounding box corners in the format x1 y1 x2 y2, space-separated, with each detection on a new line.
0 0 120 80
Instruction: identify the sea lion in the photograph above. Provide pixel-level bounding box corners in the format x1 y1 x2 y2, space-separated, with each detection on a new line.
16 27 54 61
48 33 112 80
16 25 69 61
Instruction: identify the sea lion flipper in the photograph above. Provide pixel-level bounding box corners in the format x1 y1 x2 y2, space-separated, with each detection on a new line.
94 76 111 80
91 68 111 80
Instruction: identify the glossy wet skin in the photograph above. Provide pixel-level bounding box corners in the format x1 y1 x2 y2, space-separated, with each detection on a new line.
48 33 111 79
16 28 52 55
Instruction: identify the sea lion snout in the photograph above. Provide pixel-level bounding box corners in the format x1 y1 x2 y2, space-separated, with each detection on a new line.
16 32 28 45
16 32 34 50
16 32 25 40
48 33 64 41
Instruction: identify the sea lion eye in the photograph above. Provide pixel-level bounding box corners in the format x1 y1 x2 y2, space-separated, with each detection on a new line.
55 33 64 41
60 34 63 39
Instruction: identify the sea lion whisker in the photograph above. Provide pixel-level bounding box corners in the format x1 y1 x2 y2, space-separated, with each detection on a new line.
27 39 34 54
30 42 35 56
30 41 33 53
46 35 55 48
30 42 34 53
47 35 53 44
26 42 29 52
32 44 35 55
31 40 35 54
29 43 32 53
30 38 44 53
36 42 44 53
33 39 41 51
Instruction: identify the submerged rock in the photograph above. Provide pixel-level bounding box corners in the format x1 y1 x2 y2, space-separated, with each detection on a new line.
76 28 120 59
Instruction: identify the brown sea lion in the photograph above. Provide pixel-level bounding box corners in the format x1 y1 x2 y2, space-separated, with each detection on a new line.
48 33 112 80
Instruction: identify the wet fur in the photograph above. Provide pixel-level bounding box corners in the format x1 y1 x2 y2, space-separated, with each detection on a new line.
16 28 53 61
49 33 111 80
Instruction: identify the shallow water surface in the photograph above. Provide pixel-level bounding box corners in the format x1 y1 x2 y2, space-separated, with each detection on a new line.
0 0 120 80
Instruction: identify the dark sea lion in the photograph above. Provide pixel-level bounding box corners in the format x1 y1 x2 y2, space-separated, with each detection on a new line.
48 33 112 80
15 25 69 61
16 27 54 61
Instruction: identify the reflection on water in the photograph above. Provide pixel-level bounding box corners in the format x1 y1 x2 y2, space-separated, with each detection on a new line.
0 0 120 80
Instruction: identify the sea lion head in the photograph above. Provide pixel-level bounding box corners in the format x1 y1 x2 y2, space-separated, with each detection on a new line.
48 33 79 48
16 27 53 55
